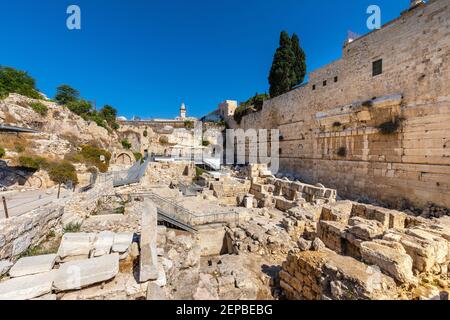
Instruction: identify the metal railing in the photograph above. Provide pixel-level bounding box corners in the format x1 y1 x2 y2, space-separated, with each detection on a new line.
103 191 239 231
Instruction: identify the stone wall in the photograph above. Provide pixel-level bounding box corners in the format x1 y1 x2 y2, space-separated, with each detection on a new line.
232 0 450 209
0 174 114 261
280 250 398 300
0 203 64 261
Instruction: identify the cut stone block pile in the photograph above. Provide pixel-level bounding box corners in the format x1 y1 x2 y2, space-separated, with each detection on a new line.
0 231 134 300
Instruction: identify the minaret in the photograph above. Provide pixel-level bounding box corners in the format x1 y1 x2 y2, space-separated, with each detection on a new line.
180 102 186 119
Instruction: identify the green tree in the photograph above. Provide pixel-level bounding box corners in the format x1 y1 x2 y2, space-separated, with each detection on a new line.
291 33 307 87
48 161 78 198
99 105 119 129
268 31 296 98
55 84 79 105
0 66 41 99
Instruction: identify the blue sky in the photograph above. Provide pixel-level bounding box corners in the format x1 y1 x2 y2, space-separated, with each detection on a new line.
0 0 410 119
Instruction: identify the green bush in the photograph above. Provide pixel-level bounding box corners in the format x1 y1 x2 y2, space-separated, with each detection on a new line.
0 66 41 99
63 223 81 233
30 102 48 116
143 130 148 137
133 152 143 161
48 161 78 185
78 145 111 173
66 99 93 116
121 139 132 149
0 147 5 158
18 156 49 170
202 140 210 147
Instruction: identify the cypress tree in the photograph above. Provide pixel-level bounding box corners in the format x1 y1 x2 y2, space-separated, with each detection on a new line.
291 33 307 87
268 31 295 98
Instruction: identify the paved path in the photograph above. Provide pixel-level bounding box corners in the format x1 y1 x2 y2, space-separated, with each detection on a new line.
0 188 72 219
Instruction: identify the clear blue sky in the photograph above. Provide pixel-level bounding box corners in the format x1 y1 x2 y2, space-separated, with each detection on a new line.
0 0 410 119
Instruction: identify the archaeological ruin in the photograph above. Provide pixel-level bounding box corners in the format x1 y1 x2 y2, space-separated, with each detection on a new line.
0 0 449 302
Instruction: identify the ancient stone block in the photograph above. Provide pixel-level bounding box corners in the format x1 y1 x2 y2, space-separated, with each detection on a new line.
112 232 134 253
360 240 415 283
139 199 159 282
0 270 58 300
53 253 119 291
92 231 115 257
9 254 57 278
57 233 96 260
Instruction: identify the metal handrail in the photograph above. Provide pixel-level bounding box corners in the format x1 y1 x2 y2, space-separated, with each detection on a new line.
105 191 238 227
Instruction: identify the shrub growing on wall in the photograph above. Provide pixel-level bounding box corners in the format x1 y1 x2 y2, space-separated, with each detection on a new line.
121 139 132 149
0 147 5 158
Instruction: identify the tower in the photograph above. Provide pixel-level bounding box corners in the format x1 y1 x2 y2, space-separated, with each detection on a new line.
180 102 186 119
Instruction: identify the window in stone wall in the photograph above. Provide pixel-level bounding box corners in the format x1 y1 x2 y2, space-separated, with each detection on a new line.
334 76 338 82
323 80 327 87
312 84 316 91
372 59 383 76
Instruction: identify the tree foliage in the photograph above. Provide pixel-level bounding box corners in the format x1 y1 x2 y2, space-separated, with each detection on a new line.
291 33 307 87
48 161 78 185
268 31 306 97
55 85 79 105
0 66 41 99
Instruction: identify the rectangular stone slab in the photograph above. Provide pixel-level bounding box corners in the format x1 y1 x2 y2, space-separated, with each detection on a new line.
9 254 57 278
53 253 119 291
112 232 134 253
139 199 159 282
92 231 115 257
0 270 58 300
57 233 96 259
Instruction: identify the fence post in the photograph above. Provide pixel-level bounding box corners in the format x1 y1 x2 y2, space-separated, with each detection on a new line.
2 196 9 219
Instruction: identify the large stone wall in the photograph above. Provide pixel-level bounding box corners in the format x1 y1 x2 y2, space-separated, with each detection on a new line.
233 0 450 208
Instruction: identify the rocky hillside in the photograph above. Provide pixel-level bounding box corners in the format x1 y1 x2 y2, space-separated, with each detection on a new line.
0 93 120 188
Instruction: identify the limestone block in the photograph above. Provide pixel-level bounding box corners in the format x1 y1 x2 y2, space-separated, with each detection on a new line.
0 260 13 277
139 199 159 282
111 233 133 253
0 270 58 300
406 229 448 265
92 231 115 257
9 254 57 278
57 233 96 260
360 240 415 283
348 217 384 241
53 253 119 291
